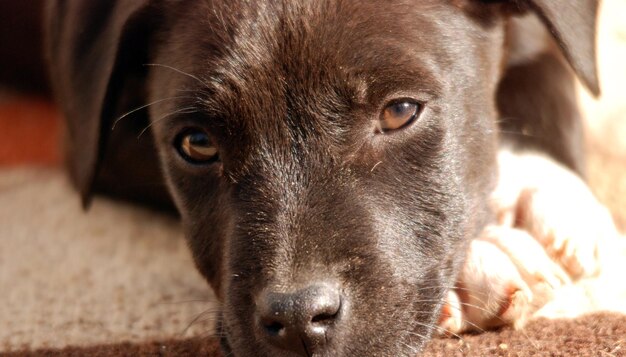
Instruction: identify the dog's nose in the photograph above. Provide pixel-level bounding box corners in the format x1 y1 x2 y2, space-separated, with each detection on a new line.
257 282 343 355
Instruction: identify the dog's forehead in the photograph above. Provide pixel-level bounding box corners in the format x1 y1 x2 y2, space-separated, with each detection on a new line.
192 0 462 115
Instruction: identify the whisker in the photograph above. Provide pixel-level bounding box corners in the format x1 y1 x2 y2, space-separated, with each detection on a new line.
413 283 494 309
401 341 420 354
112 95 195 130
408 304 488 334
405 330 429 340
414 297 499 319
412 319 465 342
449 317 486 334
137 106 199 138
411 297 498 333
195 322 228 338
518 324 541 351
180 308 222 337
144 63 209 87
411 284 494 334
409 276 474 290
400 296 439 351
190 312 221 327
456 300 504 317
417 284 478 294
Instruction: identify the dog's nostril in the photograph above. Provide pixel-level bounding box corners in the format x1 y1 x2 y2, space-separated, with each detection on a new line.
309 297 341 327
262 320 285 336
311 311 338 324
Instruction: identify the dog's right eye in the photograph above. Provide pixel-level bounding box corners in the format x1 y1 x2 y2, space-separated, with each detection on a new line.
377 100 421 133
175 129 219 164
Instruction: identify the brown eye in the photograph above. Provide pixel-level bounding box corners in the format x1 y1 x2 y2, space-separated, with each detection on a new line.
176 129 219 163
378 101 421 132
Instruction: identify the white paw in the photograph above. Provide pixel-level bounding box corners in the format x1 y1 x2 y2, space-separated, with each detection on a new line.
437 290 463 335
479 226 570 290
492 149 619 280
454 239 533 332
515 185 615 279
441 149 621 334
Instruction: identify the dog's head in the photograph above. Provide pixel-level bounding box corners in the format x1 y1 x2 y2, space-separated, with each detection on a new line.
46 0 599 355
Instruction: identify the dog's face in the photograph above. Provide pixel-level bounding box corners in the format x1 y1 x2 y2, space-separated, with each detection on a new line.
148 2 501 355
46 0 599 355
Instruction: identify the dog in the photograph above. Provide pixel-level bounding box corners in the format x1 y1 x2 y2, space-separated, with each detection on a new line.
45 0 616 355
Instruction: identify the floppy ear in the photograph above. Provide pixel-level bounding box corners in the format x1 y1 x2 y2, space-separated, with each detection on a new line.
521 0 601 96
45 1 154 207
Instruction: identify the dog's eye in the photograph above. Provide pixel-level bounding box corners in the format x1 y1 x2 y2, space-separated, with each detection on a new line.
175 129 219 163
378 101 421 133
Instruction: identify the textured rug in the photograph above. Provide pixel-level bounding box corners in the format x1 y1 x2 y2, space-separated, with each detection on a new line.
4 313 625 356
1 1 626 356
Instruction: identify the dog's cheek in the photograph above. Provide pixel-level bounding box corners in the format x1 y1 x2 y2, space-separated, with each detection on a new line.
353 183 462 346
184 202 232 298
153 151 233 296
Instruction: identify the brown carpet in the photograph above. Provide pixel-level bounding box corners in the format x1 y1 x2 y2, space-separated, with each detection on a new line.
4 313 625 357
1 1 626 356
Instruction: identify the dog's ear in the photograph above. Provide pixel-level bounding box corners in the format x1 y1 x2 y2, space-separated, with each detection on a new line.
515 0 601 96
45 1 155 207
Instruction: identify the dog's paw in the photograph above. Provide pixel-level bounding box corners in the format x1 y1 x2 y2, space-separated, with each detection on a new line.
443 150 622 334
440 226 571 334
514 185 615 279
437 290 464 335
453 238 533 332
493 149 619 280
479 226 570 290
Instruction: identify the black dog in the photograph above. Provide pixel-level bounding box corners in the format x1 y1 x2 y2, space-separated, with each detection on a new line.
45 1 599 355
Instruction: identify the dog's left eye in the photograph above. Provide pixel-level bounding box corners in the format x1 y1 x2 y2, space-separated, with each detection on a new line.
378 100 421 133
175 129 219 164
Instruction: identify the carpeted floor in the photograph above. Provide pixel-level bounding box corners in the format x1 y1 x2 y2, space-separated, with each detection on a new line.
1 1 626 356
4 313 626 356
0 169 216 352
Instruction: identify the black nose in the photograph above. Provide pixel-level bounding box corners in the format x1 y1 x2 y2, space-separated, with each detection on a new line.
257 282 343 355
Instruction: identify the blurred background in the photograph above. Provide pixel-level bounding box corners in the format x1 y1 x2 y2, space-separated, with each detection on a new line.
0 1 59 167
